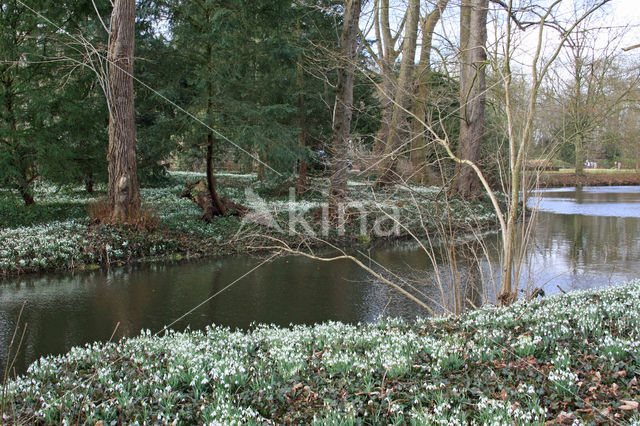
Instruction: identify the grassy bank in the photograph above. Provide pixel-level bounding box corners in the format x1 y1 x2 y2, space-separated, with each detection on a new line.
538 169 640 188
1 172 497 277
3 280 639 423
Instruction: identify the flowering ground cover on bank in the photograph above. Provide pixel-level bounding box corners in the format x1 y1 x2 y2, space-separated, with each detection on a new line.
3 280 639 424
1 172 498 277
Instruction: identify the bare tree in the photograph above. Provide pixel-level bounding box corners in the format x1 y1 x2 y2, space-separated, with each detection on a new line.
107 0 140 222
329 0 362 219
409 0 614 304
368 0 404 156
455 0 488 198
548 15 633 176
376 0 421 186
260 0 615 311
409 0 450 183
365 0 450 185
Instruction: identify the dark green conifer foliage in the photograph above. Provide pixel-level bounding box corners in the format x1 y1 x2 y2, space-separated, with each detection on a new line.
0 0 55 204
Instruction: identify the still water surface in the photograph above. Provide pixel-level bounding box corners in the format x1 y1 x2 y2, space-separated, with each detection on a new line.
2 186 639 374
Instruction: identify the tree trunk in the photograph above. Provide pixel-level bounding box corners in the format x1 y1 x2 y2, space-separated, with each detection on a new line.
296 47 308 195
19 184 35 206
575 133 585 176
257 157 265 181
181 180 246 222
329 0 362 219
377 0 420 186
455 0 488 198
206 133 227 216
371 0 400 157
373 60 395 156
107 0 140 222
573 55 585 178
203 33 226 217
85 173 94 194
409 0 449 183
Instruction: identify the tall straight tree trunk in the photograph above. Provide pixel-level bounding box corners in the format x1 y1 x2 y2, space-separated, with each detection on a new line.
296 36 308 195
206 132 226 215
573 61 585 177
377 0 420 186
297 117 308 195
202 31 226 216
575 133 585 176
455 0 488 198
18 167 35 206
85 172 94 194
107 0 140 222
410 0 449 183
371 0 400 156
373 60 394 156
329 0 362 219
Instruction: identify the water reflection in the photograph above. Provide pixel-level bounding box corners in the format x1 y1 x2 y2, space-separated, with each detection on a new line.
2 186 639 375
524 186 640 292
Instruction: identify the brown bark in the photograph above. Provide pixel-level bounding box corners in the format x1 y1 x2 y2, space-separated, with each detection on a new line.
409 0 449 183
455 0 488 198
371 0 400 156
574 133 585 176
107 0 140 222
296 46 308 195
181 180 246 222
206 133 227 216
573 50 586 178
203 30 226 217
19 186 35 206
297 159 307 194
329 0 362 219
377 0 420 186
257 159 265 182
85 173 94 194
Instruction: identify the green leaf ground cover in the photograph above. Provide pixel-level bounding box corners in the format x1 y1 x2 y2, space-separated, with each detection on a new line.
1 172 497 277
3 281 640 424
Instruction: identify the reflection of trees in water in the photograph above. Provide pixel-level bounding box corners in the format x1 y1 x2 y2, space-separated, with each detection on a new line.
534 211 640 273
0 269 124 376
381 241 488 315
570 214 584 274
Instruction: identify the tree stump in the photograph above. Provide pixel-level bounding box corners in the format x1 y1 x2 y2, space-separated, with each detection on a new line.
181 180 247 222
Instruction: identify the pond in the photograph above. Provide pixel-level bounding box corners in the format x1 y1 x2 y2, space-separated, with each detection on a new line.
2 186 639 375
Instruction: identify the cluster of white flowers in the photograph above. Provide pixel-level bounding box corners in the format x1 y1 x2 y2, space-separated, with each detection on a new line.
0 221 90 273
598 334 638 363
31 181 103 204
511 334 541 357
476 396 547 424
548 368 579 393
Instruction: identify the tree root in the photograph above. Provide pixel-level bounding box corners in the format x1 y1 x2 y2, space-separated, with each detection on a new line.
181 180 248 222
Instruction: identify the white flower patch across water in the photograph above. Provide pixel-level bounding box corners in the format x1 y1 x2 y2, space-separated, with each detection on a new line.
0 220 90 273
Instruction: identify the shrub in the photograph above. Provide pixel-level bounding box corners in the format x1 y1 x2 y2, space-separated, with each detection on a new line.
87 199 159 232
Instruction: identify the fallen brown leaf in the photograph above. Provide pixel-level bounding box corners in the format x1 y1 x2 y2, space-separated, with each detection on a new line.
620 400 639 411
555 411 574 424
